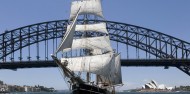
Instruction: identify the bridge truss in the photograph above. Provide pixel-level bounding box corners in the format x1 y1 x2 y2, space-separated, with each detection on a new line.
0 20 190 76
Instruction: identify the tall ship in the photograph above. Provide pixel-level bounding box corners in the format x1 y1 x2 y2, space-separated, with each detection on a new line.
51 0 123 93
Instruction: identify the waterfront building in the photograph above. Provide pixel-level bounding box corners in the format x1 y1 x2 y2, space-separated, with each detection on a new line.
24 86 31 92
0 80 55 92
0 82 8 92
142 80 173 90
0 80 3 85
158 84 166 90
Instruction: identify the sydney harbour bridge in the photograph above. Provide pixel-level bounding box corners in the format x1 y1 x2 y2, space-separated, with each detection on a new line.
0 19 190 77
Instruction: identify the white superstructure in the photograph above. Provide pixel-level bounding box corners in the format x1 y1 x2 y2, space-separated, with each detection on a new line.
142 80 173 90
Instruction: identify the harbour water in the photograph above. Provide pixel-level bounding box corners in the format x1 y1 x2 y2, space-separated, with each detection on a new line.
8 92 190 94
116 92 190 94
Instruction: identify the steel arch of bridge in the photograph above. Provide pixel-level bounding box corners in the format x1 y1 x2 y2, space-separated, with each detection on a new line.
0 20 190 75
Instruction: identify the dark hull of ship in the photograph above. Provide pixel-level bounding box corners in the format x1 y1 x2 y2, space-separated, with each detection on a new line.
72 83 107 94
0 91 10 93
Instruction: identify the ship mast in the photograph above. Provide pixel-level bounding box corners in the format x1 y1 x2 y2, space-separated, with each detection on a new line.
54 0 123 92
83 14 91 83
51 54 84 84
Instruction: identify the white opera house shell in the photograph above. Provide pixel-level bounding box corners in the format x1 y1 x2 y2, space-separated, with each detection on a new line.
142 80 173 90
143 80 158 89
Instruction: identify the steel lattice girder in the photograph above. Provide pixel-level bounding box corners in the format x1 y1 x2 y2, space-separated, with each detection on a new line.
1 59 190 70
0 19 190 76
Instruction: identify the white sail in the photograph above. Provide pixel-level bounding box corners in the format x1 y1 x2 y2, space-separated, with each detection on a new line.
110 54 122 85
67 23 108 34
91 49 102 55
70 0 103 19
61 52 113 77
97 54 122 86
98 75 110 85
56 9 80 53
63 36 113 53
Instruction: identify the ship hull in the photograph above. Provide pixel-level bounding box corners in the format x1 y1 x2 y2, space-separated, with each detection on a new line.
72 83 107 94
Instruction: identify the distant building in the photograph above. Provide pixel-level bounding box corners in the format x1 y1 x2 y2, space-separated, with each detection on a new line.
0 85 8 92
151 80 158 88
144 83 154 89
142 80 173 90
158 84 166 90
0 80 55 92
0 81 3 85
24 86 31 92
166 87 173 90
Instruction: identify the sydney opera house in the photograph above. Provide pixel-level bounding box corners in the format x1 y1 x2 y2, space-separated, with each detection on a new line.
142 80 173 90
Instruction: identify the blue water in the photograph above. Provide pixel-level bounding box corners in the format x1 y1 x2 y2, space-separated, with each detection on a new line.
8 92 190 94
116 92 190 94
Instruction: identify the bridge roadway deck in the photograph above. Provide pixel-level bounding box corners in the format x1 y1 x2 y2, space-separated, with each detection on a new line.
0 59 190 69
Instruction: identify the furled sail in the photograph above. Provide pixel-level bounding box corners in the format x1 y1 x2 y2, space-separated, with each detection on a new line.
62 36 113 53
61 52 113 77
67 23 108 34
70 0 103 19
56 9 80 53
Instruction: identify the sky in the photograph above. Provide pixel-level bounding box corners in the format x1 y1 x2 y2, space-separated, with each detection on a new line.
0 0 190 90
